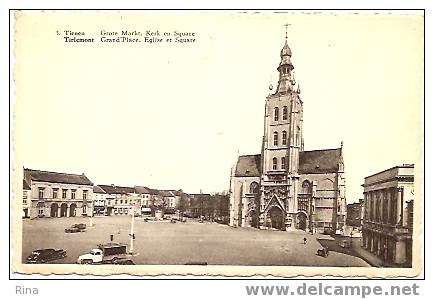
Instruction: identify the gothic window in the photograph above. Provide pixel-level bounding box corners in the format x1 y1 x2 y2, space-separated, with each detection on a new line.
283 106 288 120
282 131 287 145
296 127 300 146
272 158 277 170
249 182 259 194
281 157 286 170
302 180 311 194
274 107 279 121
273 131 278 146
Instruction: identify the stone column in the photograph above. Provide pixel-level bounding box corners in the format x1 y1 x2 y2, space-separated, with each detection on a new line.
66 204 70 217
379 191 384 223
387 189 392 224
397 187 403 226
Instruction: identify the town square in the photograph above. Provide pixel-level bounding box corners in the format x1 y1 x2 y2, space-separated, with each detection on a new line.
22 215 370 267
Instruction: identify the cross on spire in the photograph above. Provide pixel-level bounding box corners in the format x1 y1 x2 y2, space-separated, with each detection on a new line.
284 23 291 40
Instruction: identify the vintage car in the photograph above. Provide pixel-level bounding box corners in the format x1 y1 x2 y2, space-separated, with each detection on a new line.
65 223 86 233
317 247 329 257
26 248 67 264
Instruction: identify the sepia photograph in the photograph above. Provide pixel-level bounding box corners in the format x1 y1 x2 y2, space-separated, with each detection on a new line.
10 10 424 277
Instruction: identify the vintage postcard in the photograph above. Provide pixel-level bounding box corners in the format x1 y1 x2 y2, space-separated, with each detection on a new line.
11 10 424 277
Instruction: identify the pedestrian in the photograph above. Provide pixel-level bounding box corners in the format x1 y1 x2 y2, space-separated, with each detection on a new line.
303 237 307 244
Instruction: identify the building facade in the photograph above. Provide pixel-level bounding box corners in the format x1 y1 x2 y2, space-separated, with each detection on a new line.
22 180 31 218
93 185 107 215
362 164 414 266
98 185 139 216
346 199 364 227
229 38 346 232
24 168 94 219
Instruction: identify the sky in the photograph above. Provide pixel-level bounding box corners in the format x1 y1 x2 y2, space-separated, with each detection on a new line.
13 11 423 202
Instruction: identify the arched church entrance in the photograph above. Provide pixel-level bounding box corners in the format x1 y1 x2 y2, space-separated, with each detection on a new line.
268 206 285 231
297 211 308 231
50 203 59 217
60 203 68 217
69 204 77 217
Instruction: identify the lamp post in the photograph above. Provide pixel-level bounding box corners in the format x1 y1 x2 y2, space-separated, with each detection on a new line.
89 200 94 227
129 209 135 254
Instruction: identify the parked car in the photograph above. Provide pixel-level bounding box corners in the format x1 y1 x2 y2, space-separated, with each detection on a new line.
26 248 67 264
65 223 86 233
323 228 333 235
317 247 329 257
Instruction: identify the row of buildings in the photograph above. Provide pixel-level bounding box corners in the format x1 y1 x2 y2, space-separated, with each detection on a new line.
22 168 216 219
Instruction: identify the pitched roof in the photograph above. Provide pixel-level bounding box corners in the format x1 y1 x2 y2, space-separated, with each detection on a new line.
148 188 160 195
134 186 151 194
24 168 93 186
98 185 134 194
23 179 31 190
234 154 261 177
299 148 342 174
93 185 106 194
160 190 175 197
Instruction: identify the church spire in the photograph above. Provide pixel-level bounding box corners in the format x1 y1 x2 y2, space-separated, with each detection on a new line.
276 25 295 94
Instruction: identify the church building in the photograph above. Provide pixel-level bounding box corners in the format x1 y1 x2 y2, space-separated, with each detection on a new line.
229 37 346 233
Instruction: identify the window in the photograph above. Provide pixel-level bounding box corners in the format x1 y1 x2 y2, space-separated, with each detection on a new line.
302 180 311 194
115 200 118 205
281 157 286 170
249 182 259 194
62 189 67 199
274 107 279 121
38 188 45 199
296 127 300 146
83 190 88 200
83 205 87 214
272 158 277 170
273 131 278 146
71 189 76 200
282 131 287 145
23 191 28 200
53 188 58 199
120 199 123 204
283 106 288 120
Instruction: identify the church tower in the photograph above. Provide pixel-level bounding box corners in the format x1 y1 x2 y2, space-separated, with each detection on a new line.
259 35 304 230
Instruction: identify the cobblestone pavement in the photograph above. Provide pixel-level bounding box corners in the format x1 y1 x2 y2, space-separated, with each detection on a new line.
22 216 370 267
